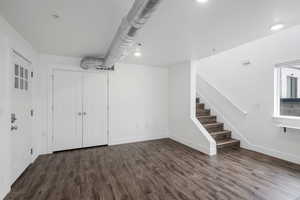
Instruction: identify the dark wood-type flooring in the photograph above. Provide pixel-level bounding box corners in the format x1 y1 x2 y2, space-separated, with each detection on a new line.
5 139 300 200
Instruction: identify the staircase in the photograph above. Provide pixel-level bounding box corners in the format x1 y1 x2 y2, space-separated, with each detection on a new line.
196 98 240 151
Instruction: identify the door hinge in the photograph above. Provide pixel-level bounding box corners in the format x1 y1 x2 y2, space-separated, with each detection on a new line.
30 148 33 155
30 109 34 117
31 71 34 78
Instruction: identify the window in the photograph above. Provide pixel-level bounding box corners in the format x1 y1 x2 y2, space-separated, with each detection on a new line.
14 63 29 91
275 61 300 117
14 64 19 89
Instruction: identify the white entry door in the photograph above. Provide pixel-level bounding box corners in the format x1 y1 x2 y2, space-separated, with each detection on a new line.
10 52 32 184
52 70 108 151
82 72 108 147
53 70 83 151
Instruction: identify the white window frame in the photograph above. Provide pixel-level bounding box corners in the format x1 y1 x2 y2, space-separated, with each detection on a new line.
274 60 300 119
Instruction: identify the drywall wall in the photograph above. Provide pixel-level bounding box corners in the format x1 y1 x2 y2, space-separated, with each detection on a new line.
0 14 38 199
109 63 169 144
168 61 216 155
38 55 169 153
194 25 300 164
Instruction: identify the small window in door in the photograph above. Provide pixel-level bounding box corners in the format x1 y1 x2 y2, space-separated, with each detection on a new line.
25 81 28 90
14 77 19 89
20 67 24 78
20 79 24 90
25 69 28 80
14 64 19 76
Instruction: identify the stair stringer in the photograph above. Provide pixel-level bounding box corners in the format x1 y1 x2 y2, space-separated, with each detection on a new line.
169 114 217 156
191 115 217 155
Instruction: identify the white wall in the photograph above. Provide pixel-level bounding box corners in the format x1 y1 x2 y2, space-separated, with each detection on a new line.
168 61 216 155
38 55 169 154
109 63 169 144
194 25 300 164
0 15 39 199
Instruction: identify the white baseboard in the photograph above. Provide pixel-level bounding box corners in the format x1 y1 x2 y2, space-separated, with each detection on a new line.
31 153 39 164
241 142 300 165
3 154 37 200
109 134 168 146
169 135 212 155
0 186 10 200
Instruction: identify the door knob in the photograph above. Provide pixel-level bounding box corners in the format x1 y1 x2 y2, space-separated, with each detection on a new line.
78 112 82 116
83 112 87 115
11 125 18 131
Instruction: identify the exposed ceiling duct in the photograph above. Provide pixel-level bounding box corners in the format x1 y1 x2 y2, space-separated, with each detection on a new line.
80 57 105 70
80 57 114 71
80 0 163 70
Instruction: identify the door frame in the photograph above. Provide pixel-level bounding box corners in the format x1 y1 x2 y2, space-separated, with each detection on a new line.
48 67 109 153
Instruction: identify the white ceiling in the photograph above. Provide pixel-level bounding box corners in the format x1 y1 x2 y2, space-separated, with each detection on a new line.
1 0 300 67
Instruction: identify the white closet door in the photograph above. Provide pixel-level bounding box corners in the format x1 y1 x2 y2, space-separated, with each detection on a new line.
82 72 108 147
53 70 83 151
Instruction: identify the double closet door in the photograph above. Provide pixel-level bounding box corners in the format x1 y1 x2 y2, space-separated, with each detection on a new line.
53 70 108 152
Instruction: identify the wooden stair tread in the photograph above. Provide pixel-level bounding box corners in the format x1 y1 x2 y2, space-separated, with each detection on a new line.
210 130 231 136
197 115 216 119
204 122 224 133
196 109 211 116
197 115 217 124
211 130 231 140
204 122 223 127
217 139 240 149
217 138 239 145
196 109 210 112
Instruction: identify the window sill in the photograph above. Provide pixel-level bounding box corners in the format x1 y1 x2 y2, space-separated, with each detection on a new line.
273 115 300 132
272 115 300 120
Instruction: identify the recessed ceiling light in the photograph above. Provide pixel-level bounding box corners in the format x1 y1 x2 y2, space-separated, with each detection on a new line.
270 24 285 31
134 51 142 57
134 43 142 57
196 0 209 3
